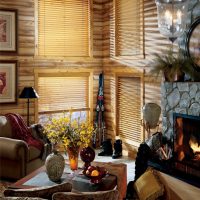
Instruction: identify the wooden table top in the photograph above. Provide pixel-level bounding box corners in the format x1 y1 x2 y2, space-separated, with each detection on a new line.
9 165 117 192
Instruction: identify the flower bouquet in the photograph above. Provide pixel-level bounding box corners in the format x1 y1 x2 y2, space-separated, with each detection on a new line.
43 111 94 171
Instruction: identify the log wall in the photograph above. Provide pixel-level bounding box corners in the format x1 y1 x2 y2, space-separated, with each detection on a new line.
101 0 200 147
0 0 103 125
0 0 178 152
101 0 171 144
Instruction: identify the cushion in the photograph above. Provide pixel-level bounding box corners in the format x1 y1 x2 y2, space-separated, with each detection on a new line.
29 147 41 161
3 182 72 199
29 124 44 140
0 116 12 138
134 169 164 200
52 189 119 200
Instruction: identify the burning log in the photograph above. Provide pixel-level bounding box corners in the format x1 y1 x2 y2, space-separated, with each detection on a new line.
189 135 200 161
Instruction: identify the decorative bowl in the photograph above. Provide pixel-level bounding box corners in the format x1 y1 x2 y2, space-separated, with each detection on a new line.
83 165 108 184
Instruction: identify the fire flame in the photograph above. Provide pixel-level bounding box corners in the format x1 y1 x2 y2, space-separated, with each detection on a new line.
189 136 200 153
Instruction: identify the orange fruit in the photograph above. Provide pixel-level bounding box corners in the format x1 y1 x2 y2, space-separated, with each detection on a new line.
91 169 99 177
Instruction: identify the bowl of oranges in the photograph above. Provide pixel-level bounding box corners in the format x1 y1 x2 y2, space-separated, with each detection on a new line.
83 165 108 184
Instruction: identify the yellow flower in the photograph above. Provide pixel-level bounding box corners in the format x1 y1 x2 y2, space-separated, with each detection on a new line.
43 112 94 150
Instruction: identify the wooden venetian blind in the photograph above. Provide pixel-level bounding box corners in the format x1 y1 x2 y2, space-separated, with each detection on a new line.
117 76 142 147
38 74 89 114
115 0 143 56
38 0 90 57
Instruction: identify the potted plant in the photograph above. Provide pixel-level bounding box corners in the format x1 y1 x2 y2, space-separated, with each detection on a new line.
150 48 200 82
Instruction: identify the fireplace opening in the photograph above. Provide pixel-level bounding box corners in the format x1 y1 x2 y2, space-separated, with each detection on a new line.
173 113 200 179
189 135 200 161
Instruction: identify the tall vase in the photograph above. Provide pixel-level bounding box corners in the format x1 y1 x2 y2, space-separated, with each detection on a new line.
66 147 80 171
45 149 65 182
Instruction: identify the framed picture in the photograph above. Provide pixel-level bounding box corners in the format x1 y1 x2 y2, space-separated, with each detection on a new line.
0 9 17 53
186 17 200 71
0 61 17 103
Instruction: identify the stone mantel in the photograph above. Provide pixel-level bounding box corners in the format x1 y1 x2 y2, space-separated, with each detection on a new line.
161 82 200 139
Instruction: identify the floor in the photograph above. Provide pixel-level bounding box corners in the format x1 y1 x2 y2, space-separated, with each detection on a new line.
0 149 136 186
64 148 136 184
0 150 135 198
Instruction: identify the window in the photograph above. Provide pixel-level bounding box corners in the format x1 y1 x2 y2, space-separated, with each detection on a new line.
37 72 91 123
116 74 143 147
115 0 144 57
37 0 91 57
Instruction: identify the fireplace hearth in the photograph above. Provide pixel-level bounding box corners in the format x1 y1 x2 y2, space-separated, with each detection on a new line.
173 113 200 180
159 82 200 187
149 112 200 188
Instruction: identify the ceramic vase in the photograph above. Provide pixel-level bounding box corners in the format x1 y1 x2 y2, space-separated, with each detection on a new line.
45 150 65 182
80 146 95 173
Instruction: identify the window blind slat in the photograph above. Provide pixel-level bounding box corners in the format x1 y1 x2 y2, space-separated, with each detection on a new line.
38 76 89 113
38 0 90 57
117 76 142 145
115 0 143 56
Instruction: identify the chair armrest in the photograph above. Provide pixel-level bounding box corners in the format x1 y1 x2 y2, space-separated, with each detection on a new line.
93 161 127 200
0 137 28 161
4 182 72 199
156 171 200 200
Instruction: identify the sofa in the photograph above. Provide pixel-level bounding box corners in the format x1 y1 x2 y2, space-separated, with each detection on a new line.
2 182 119 200
126 168 200 200
0 114 51 180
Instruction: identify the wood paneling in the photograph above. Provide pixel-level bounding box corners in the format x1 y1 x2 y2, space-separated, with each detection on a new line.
101 0 172 153
0 0 171 154
0 0 103 125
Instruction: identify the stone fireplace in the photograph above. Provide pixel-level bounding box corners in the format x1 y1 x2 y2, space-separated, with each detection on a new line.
161 82 200 182
161 82 200 140
173 113 200 179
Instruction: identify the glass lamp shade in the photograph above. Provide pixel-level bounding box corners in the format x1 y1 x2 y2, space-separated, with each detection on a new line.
155 0 189 42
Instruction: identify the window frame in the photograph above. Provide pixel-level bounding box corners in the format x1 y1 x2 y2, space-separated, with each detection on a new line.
34 0 93 59
114 0 144 59
115 72 144 147
34 68 94 123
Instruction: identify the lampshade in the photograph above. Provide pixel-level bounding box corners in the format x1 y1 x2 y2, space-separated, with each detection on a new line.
155 0 189 42
19 87 39 99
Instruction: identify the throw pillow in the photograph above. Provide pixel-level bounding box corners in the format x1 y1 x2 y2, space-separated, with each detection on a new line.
134 169 164 200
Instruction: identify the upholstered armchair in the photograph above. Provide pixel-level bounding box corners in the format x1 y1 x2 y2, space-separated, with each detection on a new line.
0 114 51 180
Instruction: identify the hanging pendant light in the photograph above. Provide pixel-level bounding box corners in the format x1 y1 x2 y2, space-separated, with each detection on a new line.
155 0 189 43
